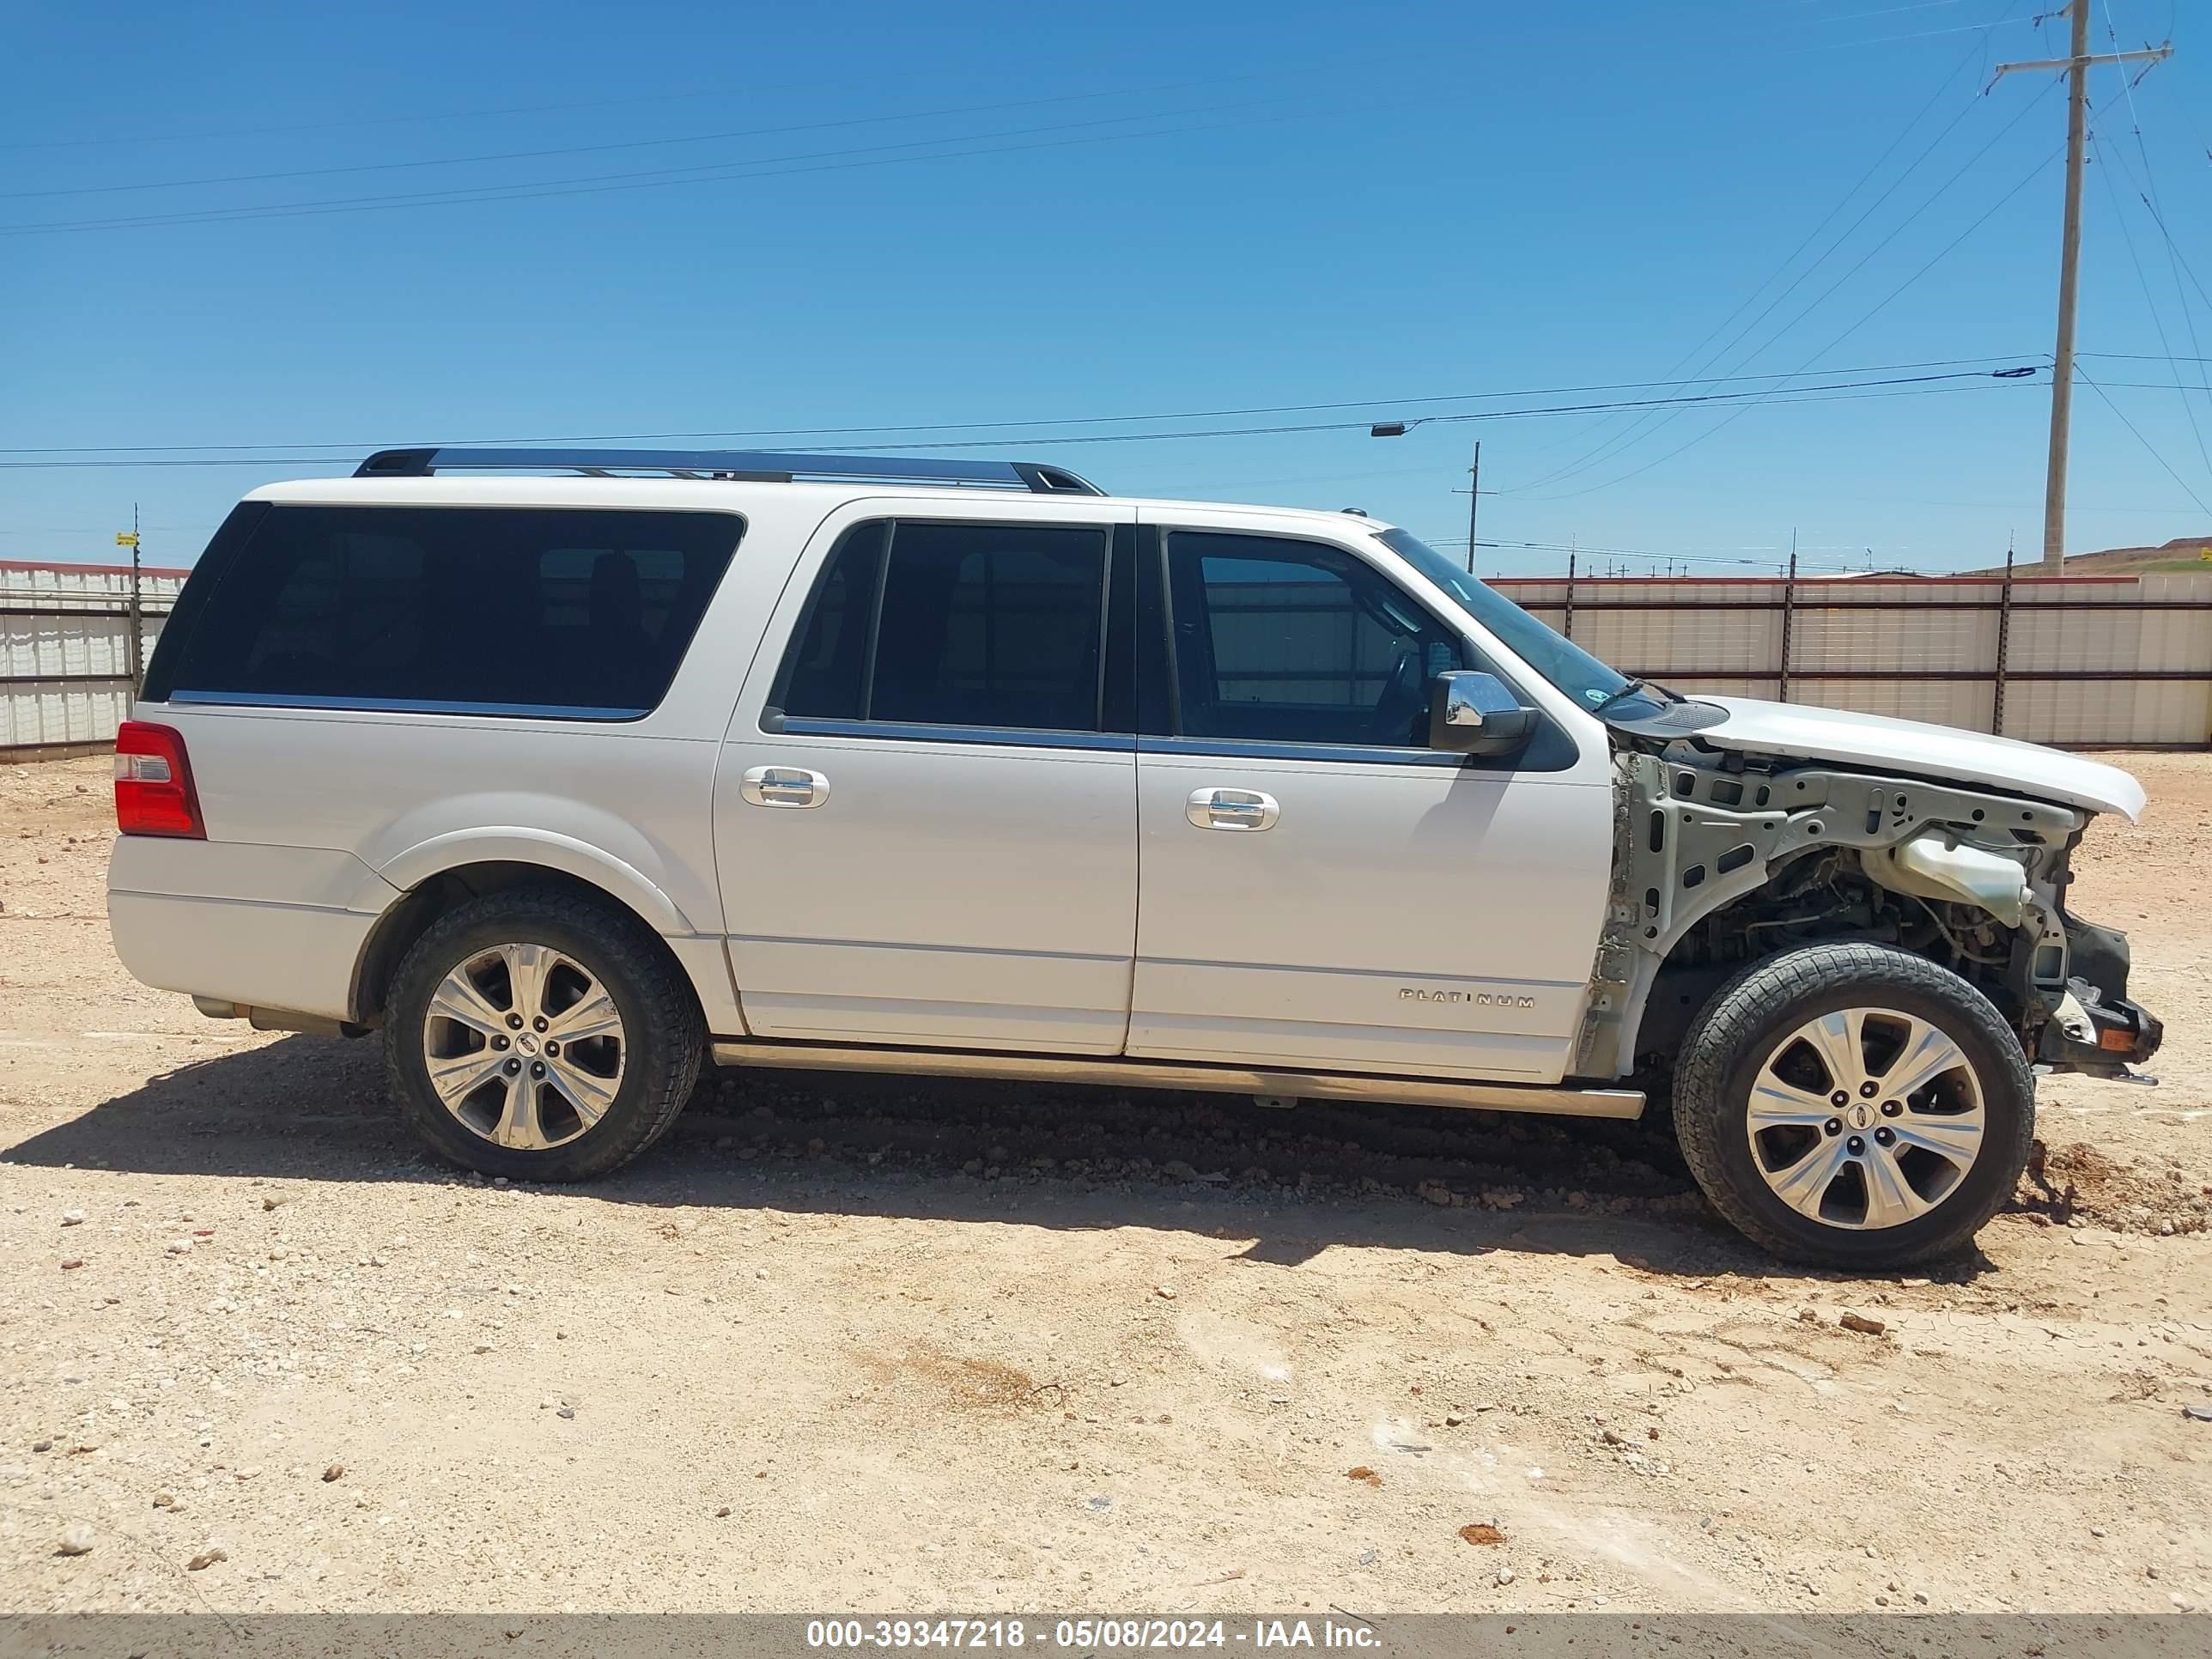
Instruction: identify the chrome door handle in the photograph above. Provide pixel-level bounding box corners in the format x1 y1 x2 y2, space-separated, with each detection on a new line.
1187 787 1279 832
741 765 830 809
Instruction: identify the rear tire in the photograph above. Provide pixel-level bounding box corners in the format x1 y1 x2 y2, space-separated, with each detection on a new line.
384 888 702 1182
1674 942 2033 1268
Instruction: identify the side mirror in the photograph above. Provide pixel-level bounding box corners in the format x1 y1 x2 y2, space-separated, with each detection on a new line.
1428 670 1538 756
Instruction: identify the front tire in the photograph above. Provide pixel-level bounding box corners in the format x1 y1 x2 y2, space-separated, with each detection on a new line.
1674 943 2033 1268
384 889 702 1182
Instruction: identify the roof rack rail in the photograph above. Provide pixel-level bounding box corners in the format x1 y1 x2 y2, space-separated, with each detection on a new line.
353 447 1105 495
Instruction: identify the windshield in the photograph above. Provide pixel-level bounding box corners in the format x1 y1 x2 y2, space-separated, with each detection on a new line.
1376 526 1646 714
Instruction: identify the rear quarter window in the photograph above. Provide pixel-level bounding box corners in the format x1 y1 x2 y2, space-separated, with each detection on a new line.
147 504 744 718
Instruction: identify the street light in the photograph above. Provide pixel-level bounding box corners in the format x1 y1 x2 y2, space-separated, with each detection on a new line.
1367 420 1480 575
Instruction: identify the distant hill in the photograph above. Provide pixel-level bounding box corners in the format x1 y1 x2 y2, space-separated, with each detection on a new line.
1958 537 2212 577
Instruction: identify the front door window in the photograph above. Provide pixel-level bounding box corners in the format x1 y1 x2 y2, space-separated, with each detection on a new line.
1164 531 1462 748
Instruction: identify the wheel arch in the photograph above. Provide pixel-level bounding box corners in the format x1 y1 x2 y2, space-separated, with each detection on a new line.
378 830 692 935
1630 851 1877 1064
349 859 695 1028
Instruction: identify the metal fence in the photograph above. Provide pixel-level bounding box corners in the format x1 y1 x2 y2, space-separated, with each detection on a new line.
1491 569 2212 747
1 560 184 759
5 558 2210 757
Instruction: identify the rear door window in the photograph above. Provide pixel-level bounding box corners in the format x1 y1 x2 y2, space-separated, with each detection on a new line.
153 505 743 718
775 520 1110 734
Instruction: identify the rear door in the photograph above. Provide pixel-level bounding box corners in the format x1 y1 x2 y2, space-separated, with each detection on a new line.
1128 521 1613 1082
714 499 1139 1053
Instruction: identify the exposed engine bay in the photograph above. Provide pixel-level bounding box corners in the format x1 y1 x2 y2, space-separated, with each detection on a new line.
1579 746 2164 1082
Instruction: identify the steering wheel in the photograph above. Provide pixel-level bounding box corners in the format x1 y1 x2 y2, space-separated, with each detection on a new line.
1365 645 1428 745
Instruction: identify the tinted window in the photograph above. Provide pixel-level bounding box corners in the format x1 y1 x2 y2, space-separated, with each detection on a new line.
775 521 884 720
780 520 1109 732
1166 531 1462 746
161 506 742 717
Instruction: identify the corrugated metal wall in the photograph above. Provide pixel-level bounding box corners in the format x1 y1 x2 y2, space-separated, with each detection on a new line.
1 562 184 755
4 560 2209 754
1492 572 2212 746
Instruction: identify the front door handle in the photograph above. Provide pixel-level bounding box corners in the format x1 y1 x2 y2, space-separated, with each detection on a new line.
1186 787 1279 832
741 766 830 809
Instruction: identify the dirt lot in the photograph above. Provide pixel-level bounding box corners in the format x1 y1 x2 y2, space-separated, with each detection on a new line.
3 750 2209 1615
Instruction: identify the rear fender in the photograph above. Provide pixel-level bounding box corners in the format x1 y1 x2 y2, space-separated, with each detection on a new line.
377 829 693 937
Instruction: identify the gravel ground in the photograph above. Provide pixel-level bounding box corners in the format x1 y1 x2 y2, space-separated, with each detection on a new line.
3 750 2209 1614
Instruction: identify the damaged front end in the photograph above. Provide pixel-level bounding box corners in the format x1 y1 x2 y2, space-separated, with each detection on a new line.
1583 750 2166 1084
1864 828 2162 1076
2039 910 2164 1079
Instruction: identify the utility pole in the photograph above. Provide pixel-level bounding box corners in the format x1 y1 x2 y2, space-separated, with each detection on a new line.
1994 532 2017 735
1465 440 1481 575
1993 5 2172 572
1778 534 1798 707
117 504 144 697
131 503 143 696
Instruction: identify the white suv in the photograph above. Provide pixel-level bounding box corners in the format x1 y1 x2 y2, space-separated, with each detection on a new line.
107 447 2163 1267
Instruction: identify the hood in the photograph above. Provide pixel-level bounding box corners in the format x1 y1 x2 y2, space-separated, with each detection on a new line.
1696 696 2146 820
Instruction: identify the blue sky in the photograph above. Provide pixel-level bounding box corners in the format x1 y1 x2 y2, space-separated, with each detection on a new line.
4 0 2209 577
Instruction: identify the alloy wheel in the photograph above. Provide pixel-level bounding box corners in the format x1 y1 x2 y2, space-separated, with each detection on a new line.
1744 1006 1986 1231
420 942 626 1151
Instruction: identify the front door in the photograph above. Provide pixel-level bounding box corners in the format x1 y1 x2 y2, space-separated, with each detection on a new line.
714 503 1139 1053
1128 526 1613 1082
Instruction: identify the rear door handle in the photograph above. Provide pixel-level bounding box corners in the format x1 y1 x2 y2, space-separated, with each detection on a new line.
741 766 830 809
1186 787 1279 832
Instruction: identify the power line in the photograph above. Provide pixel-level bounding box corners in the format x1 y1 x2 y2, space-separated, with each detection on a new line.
0 107 1296 237
2090 28 2212 374
0 81 1249 202
0 371 2042 471
2099 0 2212 483
2103 172 2212 319
1812 3 1976 27
2144 16 2212 168
0 524 210 535
1513 6 2025 493
0 80 812 154
1431 536 1863 572
2090 130 2212 489
0 106 1291 236
0 356 2039 459
1537 474 2199 511
1789 20 2035 50
1522 57 2058 494
2077 365 2212 514
1525 90 2096 502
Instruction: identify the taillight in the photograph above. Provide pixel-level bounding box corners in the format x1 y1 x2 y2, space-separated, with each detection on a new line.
114 721 205 839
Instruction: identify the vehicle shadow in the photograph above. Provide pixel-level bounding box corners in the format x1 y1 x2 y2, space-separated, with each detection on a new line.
3 1031 2004 1285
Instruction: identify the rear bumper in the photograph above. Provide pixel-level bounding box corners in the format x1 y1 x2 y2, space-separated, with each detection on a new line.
107 889 378 1024
107 837 397 1021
